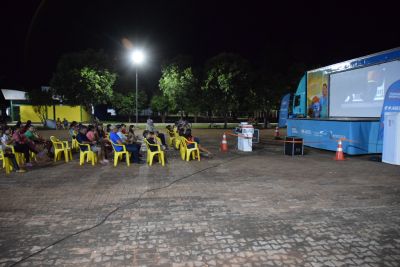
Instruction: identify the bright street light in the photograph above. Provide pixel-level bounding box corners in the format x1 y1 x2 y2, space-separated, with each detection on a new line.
131 50 144 64
130 49 145 124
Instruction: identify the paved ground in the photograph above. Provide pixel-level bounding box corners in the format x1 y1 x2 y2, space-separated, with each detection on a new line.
1 128 400 267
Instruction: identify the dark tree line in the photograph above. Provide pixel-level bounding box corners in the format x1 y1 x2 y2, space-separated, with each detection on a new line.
28 49 305 127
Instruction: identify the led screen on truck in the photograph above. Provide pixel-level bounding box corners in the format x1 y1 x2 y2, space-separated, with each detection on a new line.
329 60 400 117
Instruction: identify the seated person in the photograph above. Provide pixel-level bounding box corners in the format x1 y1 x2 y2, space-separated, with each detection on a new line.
24 125 50 161
86 125 96 142
21 120 32 134
97 124 106 139
166 125 174 136
127 125 138 144
146 131 165 151
56 118 62 130
12 126 37 167
94 124 111 160
1 129 25 172
24 125 44 144
155 130 167 147
116 125 128 143
184 129 213 156
120 124 127 135
69 121 78 140
146 117 155 131
62 118 68 129
109 125 142 164
145 131 166 163
76 126 109 165
178 127 185 137
106 124 112 134
127 125 142 152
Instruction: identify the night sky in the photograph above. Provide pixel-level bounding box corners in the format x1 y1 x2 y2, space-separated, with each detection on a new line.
1 0 399 91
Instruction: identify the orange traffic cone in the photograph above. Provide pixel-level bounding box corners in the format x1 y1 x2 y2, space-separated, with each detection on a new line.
274 126 282 140
334 139 346 161
220 133 228 152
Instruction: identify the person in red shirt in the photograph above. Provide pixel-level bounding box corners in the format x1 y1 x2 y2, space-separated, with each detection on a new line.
12 126 37 167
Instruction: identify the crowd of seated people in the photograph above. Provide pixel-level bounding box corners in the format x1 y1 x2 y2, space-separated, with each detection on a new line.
166 122 213 157
109 125 143 164
1 118 215 173
0 120 52 172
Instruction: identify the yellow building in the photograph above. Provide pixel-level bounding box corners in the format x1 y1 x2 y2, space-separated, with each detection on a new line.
19 104 91 123
1 89 91 123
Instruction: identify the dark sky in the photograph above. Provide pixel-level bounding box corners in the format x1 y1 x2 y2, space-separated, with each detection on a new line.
1 0 399 91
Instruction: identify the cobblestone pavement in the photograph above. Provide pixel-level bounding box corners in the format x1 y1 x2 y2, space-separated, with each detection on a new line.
1 129 400 266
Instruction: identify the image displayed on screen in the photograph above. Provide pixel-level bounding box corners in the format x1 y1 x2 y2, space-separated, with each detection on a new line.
329 60 400 117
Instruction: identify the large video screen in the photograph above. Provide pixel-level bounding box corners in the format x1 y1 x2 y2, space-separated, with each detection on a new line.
329 60 400 117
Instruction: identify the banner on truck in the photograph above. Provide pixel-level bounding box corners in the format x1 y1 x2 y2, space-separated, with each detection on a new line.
278 93 291 127
307 70 329 118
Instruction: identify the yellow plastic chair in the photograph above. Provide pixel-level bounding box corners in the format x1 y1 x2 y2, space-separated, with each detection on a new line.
180 137 200 162
76 141 97 166
174 132 182 149
68 130 79 151
110 142 130 167
0 149 5 168
71 138 79 151
177 137 186 160
4 157 12 174
166 129 177 148
5 145 25 166
1 149 15 174
143 139 165 166
30 151 37 161
50 136 72 162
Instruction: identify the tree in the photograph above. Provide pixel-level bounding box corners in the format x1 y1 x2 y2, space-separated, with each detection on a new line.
111 91 147 122
79 67 116 111
251 63 307 126
203 53 251 128
26 88 53 125
150 94 170 123
252 70 286 127
50 49 116 112
159 57 198 117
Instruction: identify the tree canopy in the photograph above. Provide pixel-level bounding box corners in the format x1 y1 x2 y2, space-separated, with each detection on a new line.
111 91 147 122
202 53 251 127
50 49 116 110
159 57 198 116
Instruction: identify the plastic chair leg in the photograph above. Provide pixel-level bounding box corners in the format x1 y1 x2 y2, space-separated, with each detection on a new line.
79 152 84 165
161 153 165 166
149 153 154 166
64 150 69 162
4 158 11 174
114 155 118 167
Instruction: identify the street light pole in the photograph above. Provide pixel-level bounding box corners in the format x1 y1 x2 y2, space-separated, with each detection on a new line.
130 49 144 125
135 66 138 124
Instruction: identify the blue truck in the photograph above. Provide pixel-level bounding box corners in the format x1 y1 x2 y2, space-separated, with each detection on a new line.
288 47 400 155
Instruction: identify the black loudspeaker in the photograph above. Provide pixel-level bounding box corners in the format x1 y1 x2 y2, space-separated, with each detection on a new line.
284 136 304 156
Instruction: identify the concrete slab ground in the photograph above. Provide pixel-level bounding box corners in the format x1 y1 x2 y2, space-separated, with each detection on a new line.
1 128 400 266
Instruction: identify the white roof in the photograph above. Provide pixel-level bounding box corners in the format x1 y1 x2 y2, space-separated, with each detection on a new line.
1 89 28 100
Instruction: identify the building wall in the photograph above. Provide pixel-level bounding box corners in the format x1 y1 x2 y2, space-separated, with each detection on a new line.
20 105 42 122
19 105 90 123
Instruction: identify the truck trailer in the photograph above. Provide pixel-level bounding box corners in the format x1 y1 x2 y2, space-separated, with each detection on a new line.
288 47 400 155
